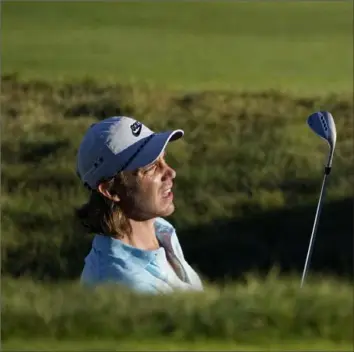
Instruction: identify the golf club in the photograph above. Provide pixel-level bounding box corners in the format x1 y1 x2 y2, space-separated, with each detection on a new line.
300 111 337 288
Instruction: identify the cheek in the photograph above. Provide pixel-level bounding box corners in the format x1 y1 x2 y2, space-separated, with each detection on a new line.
135 177 161 201
148 179 162 202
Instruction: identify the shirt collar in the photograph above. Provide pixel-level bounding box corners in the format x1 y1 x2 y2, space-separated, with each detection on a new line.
92 217 175 268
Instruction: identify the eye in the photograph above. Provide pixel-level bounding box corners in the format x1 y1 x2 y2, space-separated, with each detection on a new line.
143 163 157 174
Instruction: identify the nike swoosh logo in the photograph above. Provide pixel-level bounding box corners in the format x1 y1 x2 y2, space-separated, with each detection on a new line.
131 122 142 137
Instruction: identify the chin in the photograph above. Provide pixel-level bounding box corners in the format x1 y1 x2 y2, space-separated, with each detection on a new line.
160 203 175 217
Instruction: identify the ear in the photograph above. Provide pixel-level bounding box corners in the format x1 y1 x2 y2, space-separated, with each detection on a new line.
97 181 120 202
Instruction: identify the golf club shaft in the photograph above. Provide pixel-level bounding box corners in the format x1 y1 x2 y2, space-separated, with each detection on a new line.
300 171 329 288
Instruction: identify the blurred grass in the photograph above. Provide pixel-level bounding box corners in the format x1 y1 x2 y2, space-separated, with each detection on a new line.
3 339 352 351
2 273 353 345
2 1 353 95
1 75 353 279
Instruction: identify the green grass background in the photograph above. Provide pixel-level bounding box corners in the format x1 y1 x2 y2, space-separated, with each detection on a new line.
2 1 353 94
1 1 353 350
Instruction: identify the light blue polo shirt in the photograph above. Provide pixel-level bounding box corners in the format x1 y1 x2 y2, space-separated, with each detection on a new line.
80 217 204 294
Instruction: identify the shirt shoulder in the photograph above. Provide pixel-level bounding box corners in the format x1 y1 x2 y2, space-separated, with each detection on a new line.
81 249 164 294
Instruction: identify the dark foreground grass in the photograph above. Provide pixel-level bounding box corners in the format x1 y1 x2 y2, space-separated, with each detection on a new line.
2 1 353 94
2 274 353 346
1 76 353 281
3 338 352 351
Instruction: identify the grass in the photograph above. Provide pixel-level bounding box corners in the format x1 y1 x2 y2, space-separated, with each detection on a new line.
2 274 353 348
1 76 353 281
2 1 353 95
3 338 353 351
1 3 353 347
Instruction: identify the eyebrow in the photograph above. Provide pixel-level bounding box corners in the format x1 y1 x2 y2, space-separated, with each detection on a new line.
141 159 158 171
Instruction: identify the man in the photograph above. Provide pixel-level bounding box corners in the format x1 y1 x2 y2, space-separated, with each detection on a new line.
76 116 203 294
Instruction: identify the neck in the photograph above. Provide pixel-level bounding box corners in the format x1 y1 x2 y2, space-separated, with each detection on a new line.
122 218 160 251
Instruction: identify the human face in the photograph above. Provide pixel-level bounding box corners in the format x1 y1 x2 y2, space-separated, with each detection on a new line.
118 151 177 220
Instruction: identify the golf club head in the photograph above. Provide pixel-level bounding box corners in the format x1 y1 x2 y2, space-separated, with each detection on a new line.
307 111 337 168
307 111 337 147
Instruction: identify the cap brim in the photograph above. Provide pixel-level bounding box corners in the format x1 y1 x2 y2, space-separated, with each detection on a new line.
124 129 184 172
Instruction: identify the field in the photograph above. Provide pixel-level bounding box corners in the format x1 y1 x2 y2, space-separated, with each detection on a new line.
2 1 353 94
1 1 353 351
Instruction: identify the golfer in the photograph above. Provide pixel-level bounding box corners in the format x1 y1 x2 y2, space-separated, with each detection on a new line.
76 116 204 294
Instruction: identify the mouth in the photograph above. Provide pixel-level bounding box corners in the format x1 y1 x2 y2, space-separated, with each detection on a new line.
162 186 173 199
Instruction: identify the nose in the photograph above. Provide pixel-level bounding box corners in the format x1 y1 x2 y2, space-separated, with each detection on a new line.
168 166 176 179
162 162 176 180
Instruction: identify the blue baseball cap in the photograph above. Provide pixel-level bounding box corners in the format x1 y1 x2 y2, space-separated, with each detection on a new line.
76 116 184 190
